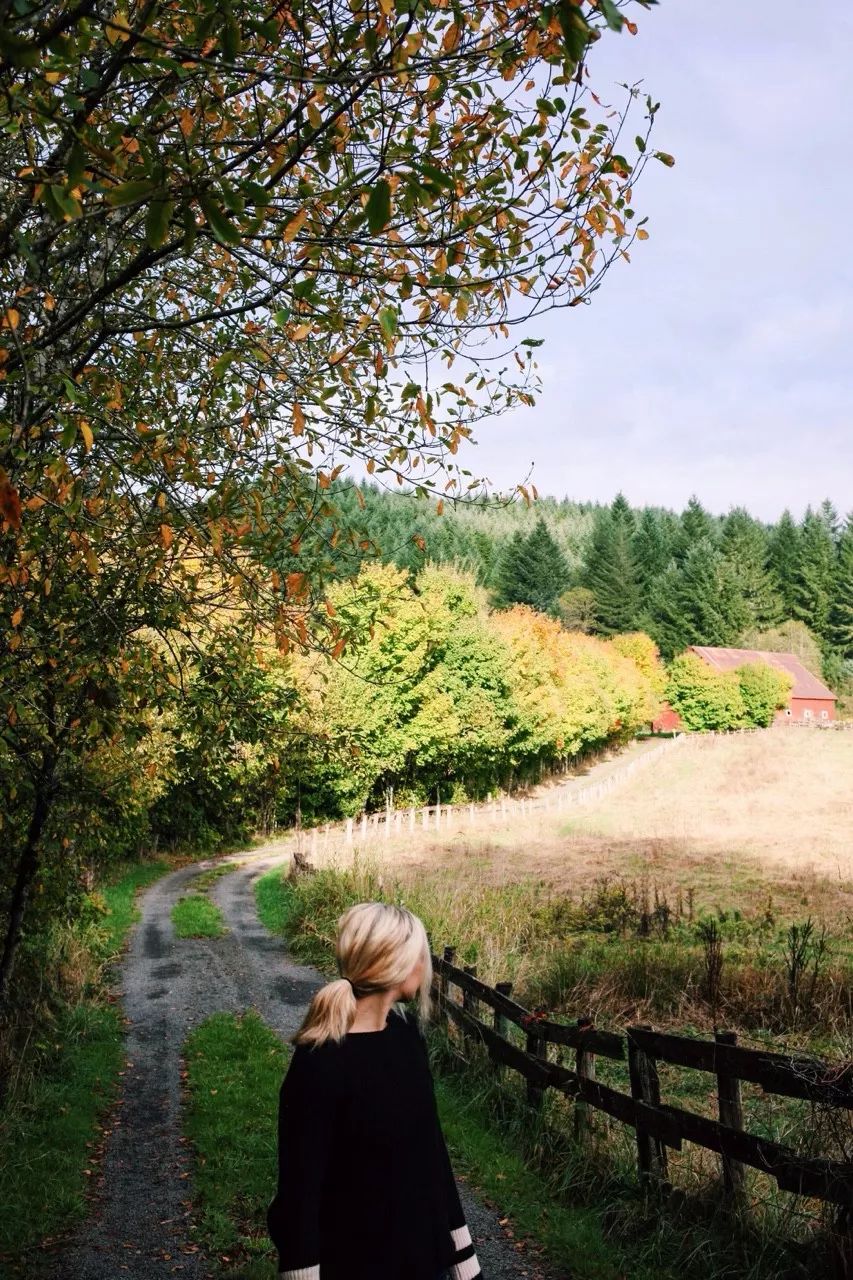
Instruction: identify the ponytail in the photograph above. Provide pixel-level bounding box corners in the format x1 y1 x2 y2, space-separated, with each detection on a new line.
291 902 433 1048
292 977 358 1047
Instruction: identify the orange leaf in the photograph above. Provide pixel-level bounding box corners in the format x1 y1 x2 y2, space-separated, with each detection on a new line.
442 22 461 52
11 607 23 627
293 403 305 434
285 572 307 598
0 478 22 530
3 308 20 330
160 523 173 549
283 209 308 242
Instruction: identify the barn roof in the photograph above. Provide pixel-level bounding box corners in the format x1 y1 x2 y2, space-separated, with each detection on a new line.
688 646 837 702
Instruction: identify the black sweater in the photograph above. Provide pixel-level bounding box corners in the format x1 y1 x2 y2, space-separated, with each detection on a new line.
267 1007 482 1280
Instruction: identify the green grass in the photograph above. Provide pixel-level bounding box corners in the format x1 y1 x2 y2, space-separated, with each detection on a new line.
182 1011 288 1279
172 893 228 938
0 857 170 1267
434 1070 671 1280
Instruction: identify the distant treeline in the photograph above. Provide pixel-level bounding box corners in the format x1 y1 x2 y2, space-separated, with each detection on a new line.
328 486 853 687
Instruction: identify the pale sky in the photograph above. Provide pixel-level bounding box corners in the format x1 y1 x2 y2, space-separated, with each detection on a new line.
458 0 853 521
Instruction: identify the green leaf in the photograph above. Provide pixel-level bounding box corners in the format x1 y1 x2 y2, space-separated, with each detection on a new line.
222 16 241 61
274 308 291 328
200 195 241 245
520 338 544 348
598 0 624 32
654 151 676 168
106 180 159 208
365 180 392 234
145 198 174 248
213 350 240 378
379 307 398 340
635 135 646 153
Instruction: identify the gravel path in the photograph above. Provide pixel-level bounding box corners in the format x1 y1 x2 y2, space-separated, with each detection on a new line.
49 850 559 1280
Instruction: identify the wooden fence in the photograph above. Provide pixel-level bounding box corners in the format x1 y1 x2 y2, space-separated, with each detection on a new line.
294 735 685 859
432 950 853 1270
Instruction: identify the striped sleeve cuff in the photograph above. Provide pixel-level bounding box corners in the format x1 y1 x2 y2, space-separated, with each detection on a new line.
280 1268 319 1280
450 1224 482 1280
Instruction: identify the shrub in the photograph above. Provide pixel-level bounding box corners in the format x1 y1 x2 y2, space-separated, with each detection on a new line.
735 662 793 727
665 653 746 731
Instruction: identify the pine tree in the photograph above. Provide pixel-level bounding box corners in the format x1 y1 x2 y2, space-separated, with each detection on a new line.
647 539 736 659
633 508 672 592
768 510 800 617
582 494 641 635
793 507 835 639
829 515 853 658
718 507 783 637
676 495 716 562
493 520 570 614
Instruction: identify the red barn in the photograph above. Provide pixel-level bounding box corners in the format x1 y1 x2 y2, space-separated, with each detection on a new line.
688 646 837 724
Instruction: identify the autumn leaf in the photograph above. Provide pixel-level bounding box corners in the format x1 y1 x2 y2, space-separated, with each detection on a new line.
160 524 173 549
283 208 308 242
79 420 94 452
11 607 23 627
285 572 308 598
0 476 22 529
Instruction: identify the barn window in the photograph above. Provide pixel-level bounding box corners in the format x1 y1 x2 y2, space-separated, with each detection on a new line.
785 708 792 716
821 710 829 719
804 709 813 720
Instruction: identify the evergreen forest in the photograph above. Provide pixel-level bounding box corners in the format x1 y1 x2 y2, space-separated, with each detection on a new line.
330 485 853 689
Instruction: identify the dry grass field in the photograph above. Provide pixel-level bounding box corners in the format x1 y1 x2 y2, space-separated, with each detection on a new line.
330 730 853 923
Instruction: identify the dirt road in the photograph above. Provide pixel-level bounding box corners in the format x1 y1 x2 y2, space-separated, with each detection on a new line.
49 851 557 1280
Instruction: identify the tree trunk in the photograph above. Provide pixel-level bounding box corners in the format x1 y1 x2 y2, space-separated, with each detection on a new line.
0 770 55 1013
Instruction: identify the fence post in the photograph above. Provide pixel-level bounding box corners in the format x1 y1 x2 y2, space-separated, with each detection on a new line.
574 1015 596 1141
439 946 456 1030
627 1025 668 1188
422 807 429 829
409 807 415 833
714 1030 745 1204
345 818 353 845
462 964 478 1049
492 981 512 1079
525 1024 548 1112
360 813 367 841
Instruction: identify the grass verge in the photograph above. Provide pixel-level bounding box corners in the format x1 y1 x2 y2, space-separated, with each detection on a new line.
182 1011 288 1279
172 892 228 938
0 858 170 1266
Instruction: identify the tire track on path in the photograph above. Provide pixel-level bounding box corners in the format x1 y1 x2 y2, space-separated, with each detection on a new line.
49 850 557 1280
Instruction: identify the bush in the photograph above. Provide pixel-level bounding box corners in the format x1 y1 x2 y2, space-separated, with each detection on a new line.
665 653 746 731
735 662 792 727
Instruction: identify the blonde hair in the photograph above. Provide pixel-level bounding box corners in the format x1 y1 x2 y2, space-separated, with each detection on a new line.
293 902 433 1047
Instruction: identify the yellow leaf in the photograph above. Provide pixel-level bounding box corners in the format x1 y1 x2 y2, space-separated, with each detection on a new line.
292 323 311 340
160 523 173 549
293 403 305 434
79 420 94 452
283 209 308 242
636 228 649 240
84 545 99 575
378 0 394 13
11 607 23 627
179 108 194 137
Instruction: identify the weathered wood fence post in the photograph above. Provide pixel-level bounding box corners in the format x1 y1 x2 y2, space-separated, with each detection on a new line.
526 1023 548 1111
439 946 456 1030
627 1025 668 1187
574 1015 596 1140
714 1030 745 1203
462 963 478 1048
493 981 512 1079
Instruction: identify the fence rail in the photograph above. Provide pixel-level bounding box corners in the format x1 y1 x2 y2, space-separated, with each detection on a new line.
431 950 853 1265
292 735 686 857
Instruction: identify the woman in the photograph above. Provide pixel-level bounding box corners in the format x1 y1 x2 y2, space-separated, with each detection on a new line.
267 901 483 1280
